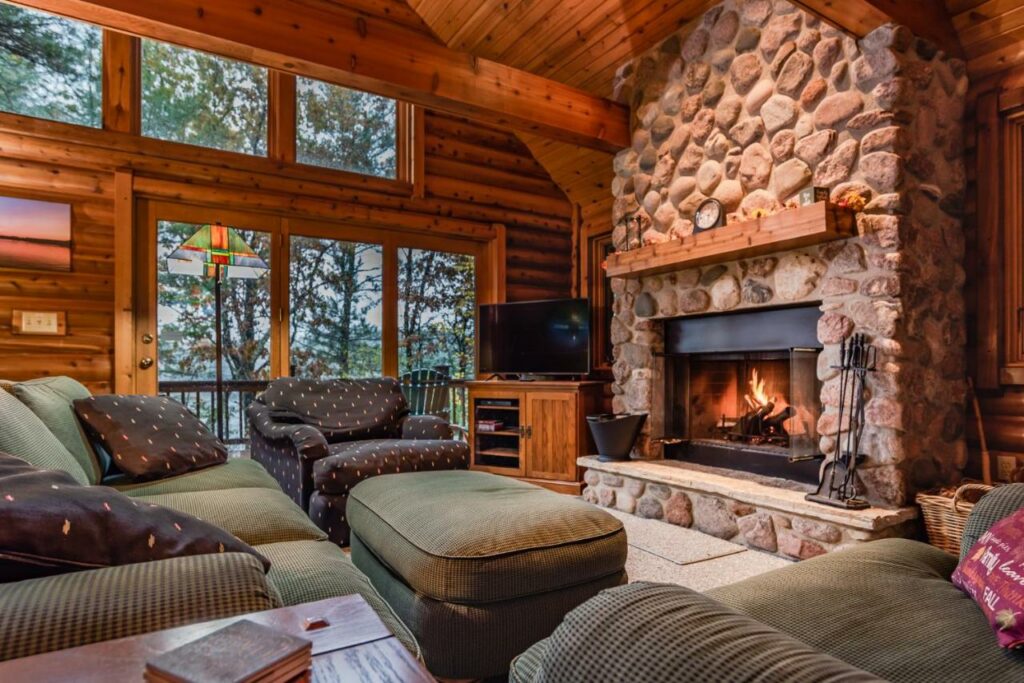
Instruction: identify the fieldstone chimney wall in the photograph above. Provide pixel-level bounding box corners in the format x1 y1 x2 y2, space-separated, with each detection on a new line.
605 0 968 507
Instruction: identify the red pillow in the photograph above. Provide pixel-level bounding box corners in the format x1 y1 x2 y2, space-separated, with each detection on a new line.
952 507 1024 649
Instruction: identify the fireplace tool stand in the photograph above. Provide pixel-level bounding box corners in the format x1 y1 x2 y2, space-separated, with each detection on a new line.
806 334 876 510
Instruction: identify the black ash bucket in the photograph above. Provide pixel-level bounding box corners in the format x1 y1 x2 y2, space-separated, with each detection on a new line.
586 413 647 462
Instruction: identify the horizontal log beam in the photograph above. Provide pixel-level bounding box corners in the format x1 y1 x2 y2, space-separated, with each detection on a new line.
13 0 629 152
791 0 963 59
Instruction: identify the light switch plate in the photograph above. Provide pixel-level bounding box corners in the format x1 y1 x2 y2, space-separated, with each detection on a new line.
997 455 1018 482
12 310 66 336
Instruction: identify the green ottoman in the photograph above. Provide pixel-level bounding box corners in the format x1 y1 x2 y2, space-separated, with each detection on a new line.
348 470 627 680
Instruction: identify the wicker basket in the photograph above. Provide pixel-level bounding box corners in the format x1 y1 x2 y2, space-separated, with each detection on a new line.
916 483 993 555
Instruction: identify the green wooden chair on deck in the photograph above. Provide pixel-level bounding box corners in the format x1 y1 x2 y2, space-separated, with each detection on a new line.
398 368 451 420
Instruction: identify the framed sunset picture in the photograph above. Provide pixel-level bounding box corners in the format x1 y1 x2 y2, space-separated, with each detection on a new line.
0 196 72 272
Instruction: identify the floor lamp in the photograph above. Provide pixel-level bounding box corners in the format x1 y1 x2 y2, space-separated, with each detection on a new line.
167 222 269 439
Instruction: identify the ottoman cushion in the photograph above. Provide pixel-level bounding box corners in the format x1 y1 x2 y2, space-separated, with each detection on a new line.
347 470 626 603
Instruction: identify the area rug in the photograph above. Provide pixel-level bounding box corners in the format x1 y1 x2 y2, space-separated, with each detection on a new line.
603 507 748 565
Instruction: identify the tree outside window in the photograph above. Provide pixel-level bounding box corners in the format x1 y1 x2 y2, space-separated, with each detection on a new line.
0 3 101 127
296 77 396 178
141 40 268 156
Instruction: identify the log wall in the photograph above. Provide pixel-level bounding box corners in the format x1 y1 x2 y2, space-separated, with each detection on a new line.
0 111 571 392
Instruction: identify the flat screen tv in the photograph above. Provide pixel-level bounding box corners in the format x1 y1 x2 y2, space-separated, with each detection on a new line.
479 298 591 376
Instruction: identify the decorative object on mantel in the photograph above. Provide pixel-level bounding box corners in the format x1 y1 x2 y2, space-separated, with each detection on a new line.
587 413 647 462
605 201 855 279
807 334 875 511
693 198 725 233
798 187 830 207
11 310 66 336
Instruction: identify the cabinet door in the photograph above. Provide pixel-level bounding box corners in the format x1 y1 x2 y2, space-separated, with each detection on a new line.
525 392 577 481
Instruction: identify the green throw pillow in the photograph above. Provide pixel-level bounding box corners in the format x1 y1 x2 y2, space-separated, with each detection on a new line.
0 389 89 485
12 377 102 483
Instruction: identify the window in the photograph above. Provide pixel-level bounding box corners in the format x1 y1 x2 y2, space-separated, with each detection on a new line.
0 3 101 127
141 40 268 155
398 247 476 378
289 235 383 378
296 77 397 178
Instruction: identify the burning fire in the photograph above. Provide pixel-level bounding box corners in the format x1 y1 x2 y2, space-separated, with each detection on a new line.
744 368 773 410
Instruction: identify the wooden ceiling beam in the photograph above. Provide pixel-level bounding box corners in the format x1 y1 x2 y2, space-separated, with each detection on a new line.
12 0 630 152
791 0 964 59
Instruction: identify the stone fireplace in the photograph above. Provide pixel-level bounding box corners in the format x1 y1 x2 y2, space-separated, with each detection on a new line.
582 0 969 557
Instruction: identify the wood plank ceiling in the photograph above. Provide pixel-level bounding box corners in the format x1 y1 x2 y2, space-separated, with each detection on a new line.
403 1 721 247
405 0 717 98
949 0 1024 79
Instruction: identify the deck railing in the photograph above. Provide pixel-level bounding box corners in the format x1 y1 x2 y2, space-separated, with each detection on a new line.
158 379 268 445
159 377 469 445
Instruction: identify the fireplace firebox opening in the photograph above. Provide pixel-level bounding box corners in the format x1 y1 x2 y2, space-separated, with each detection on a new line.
660 305 823 485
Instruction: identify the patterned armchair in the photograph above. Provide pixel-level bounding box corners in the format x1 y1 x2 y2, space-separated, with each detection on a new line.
248 377 468 545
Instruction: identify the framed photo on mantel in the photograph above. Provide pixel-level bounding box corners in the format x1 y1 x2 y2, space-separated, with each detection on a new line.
0 195 72 272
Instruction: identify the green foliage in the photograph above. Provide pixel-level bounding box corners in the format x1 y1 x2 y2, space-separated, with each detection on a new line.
0 4 100 127
297 77 396 178
141 40 268 155
399 248 476 379
290 236 383 378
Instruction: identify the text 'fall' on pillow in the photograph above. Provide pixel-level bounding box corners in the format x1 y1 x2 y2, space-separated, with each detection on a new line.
74 395 227 481
953 507 1024 649
0 452 269 582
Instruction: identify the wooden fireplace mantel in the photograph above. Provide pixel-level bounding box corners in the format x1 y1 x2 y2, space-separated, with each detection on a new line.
605 201 856 279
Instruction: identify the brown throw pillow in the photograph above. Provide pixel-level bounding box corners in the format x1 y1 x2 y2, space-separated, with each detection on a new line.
0 452 269 582
74 395 227 481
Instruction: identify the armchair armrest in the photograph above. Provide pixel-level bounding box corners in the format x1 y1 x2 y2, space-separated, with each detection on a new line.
247 402 329 462
0 553 279 662
523 582 881 683
401 414 453 440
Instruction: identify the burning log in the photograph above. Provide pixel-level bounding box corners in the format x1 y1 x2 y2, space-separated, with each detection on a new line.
764 406 796 431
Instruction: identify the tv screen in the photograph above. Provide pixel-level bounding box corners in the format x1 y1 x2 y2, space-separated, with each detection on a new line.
479 298 591 376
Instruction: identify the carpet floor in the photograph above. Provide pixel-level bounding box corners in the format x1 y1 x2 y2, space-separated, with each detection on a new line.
603 508 792 591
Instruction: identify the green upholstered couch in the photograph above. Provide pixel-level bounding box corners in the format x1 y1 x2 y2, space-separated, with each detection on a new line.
511 484 1024 683
0 377 417 663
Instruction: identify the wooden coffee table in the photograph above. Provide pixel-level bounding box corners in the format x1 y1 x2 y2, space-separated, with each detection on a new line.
0 594 433 682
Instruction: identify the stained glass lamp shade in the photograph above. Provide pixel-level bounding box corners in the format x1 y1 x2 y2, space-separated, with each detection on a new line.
167 223 268 279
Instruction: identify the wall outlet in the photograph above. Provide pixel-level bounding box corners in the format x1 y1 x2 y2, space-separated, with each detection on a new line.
997 455 1018 482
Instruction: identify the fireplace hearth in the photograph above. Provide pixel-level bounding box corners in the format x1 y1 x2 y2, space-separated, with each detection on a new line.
659 306 822 485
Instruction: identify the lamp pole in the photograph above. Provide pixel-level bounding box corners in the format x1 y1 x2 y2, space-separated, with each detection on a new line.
214 262 224 440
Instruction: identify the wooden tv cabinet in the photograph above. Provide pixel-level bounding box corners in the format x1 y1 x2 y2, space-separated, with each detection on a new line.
466 380 606 494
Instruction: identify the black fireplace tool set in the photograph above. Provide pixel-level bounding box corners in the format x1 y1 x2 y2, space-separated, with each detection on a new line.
805 333 876 510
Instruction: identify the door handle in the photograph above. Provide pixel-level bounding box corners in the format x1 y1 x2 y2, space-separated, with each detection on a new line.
139 357 154 370
525 425 533 439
